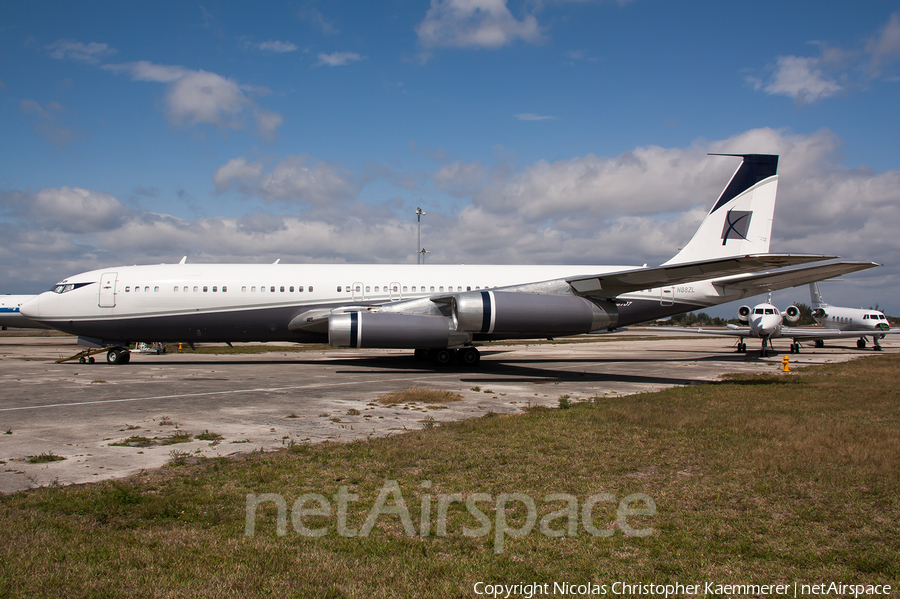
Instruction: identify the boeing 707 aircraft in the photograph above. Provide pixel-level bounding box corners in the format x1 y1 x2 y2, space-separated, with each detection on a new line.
20 154 868 366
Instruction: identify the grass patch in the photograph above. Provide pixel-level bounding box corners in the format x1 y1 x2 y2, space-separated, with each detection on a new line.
163 431 193 445
1 355 899 596
25 453 65 464
196 430 224 442
109 436 154 448
375 386 464 405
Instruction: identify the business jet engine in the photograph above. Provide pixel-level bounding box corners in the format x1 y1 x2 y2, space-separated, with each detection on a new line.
737 305 752 324
783 305 801 323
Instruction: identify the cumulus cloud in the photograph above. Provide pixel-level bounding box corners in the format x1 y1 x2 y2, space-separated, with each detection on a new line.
214 154 358 207
46 39 117 63
416 0 541 50
751 12 900 104
19 99 79 149
258 40 299 53
0 186 132 234
102 60 283 138
316 52 366 67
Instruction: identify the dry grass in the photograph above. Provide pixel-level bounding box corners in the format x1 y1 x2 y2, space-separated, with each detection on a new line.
374 386 463 405
1 355 898 597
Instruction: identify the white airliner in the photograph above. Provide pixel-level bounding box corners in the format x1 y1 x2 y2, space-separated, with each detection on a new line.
19 154 869 366
0 295 49 330
808 282 898 350
662 297 899 357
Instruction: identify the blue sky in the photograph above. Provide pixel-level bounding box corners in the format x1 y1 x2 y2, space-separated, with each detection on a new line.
2 0 899 315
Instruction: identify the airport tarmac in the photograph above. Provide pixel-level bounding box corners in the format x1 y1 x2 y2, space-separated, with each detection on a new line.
1 331 895 494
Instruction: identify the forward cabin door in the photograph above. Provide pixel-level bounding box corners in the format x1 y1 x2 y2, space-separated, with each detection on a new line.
660 286 675 307
389 281 401 301
99 272 118 308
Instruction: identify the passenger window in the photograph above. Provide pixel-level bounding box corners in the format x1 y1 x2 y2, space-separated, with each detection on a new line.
289 286 294 292
144 286 150 293
280 286 285 292
309 286 313 292
242 286 247 292
299 286 304 292
337 286 342 292
193 286 199 292
439 286 444 292
125 286 131 292
212 286 217 292
173 286 178 292
430 286 435 292
375 286 380 292
154 286 159 292
412 286 417 292
467 286 471 291
355 286 361 292
183 286 188 293
222 286 227 292
393 286 399 292
203 286 208 292
270 286 275 293
251 286 256 292
366 286 370 292
403 286 407 292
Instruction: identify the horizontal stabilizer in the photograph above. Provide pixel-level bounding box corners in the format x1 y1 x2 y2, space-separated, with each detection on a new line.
711 261 880 295
567 253 835 298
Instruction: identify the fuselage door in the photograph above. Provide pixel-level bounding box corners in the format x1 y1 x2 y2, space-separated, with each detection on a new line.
352 282 365 301
389 281 401 301
99 272 118 308
660 286 675 307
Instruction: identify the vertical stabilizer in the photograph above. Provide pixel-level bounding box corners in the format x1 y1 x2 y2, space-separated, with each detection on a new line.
809 282 827 308
663 154 779 265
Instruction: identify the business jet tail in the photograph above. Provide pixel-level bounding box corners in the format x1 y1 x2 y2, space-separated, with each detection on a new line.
809 282 828 308
663 154 779 266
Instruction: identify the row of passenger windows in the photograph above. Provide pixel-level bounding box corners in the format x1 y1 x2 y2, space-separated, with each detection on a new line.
336 285 488 293
123 284 487 294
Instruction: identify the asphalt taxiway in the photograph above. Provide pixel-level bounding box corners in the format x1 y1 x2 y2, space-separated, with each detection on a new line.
1 332 895 494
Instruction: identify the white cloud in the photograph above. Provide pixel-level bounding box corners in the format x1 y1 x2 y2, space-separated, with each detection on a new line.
752 12 900 103
258 40 299 53
0 187 132 234
760 55 843 104
103 61 283 138
515 113 556 121
214 154 357 206
19 99 78 149
46 39 117 63
866 11 900 75
416 0 541 49
316 52 366 67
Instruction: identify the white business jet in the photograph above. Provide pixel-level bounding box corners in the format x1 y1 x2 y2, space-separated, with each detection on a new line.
19 154 867 366
663 296 899 357
808 282 898 350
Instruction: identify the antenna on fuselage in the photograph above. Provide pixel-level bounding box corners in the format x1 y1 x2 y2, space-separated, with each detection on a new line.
179 256 187 264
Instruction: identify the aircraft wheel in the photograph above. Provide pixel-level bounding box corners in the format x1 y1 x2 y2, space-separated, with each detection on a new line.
458 347 480 366
414 349 430 361
857 338 867 349
815 340 825 348
121 351 131 364
874 345 883 352
794 344 800 354
89 357 95 364
107 348 130 365
79 356 86 364
433 349 455 366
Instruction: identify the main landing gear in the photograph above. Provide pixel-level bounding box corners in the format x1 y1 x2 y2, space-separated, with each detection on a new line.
789 342 801 354
859 336 884 351
106 347 131 364
414 347 481 367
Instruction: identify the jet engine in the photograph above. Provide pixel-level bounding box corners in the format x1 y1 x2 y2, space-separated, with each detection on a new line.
737 305 752 324
454 291 617 336
328 312 470 349
783 305 800 323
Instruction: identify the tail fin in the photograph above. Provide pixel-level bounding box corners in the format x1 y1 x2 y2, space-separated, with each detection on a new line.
809 282 827 308
663 154 779 265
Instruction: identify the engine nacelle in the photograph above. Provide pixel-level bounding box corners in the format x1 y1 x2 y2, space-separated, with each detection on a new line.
737 305 751 324
328 312 470 349
783 305 800 323
454 291 617 336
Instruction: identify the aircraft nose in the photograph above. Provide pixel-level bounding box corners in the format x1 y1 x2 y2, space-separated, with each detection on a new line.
19 295 42 319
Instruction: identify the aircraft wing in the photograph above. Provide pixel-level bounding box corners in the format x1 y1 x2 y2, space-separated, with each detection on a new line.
709 261 880 295
648 326 758 338
566 253 836 298
778 327 900 340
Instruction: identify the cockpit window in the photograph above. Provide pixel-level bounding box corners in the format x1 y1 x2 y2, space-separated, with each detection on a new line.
754 308 765 314
51 282 93 294
765 309 776 314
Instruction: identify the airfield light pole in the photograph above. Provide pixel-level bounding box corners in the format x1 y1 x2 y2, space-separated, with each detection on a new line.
416 206 425 264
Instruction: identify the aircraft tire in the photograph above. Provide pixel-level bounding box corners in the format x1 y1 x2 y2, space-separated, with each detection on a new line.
79 356 86 364
414 349 430 361
433 349 455 366
89 357 95 364
107 348 130 365
857 338 866 349
458 347 480 366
